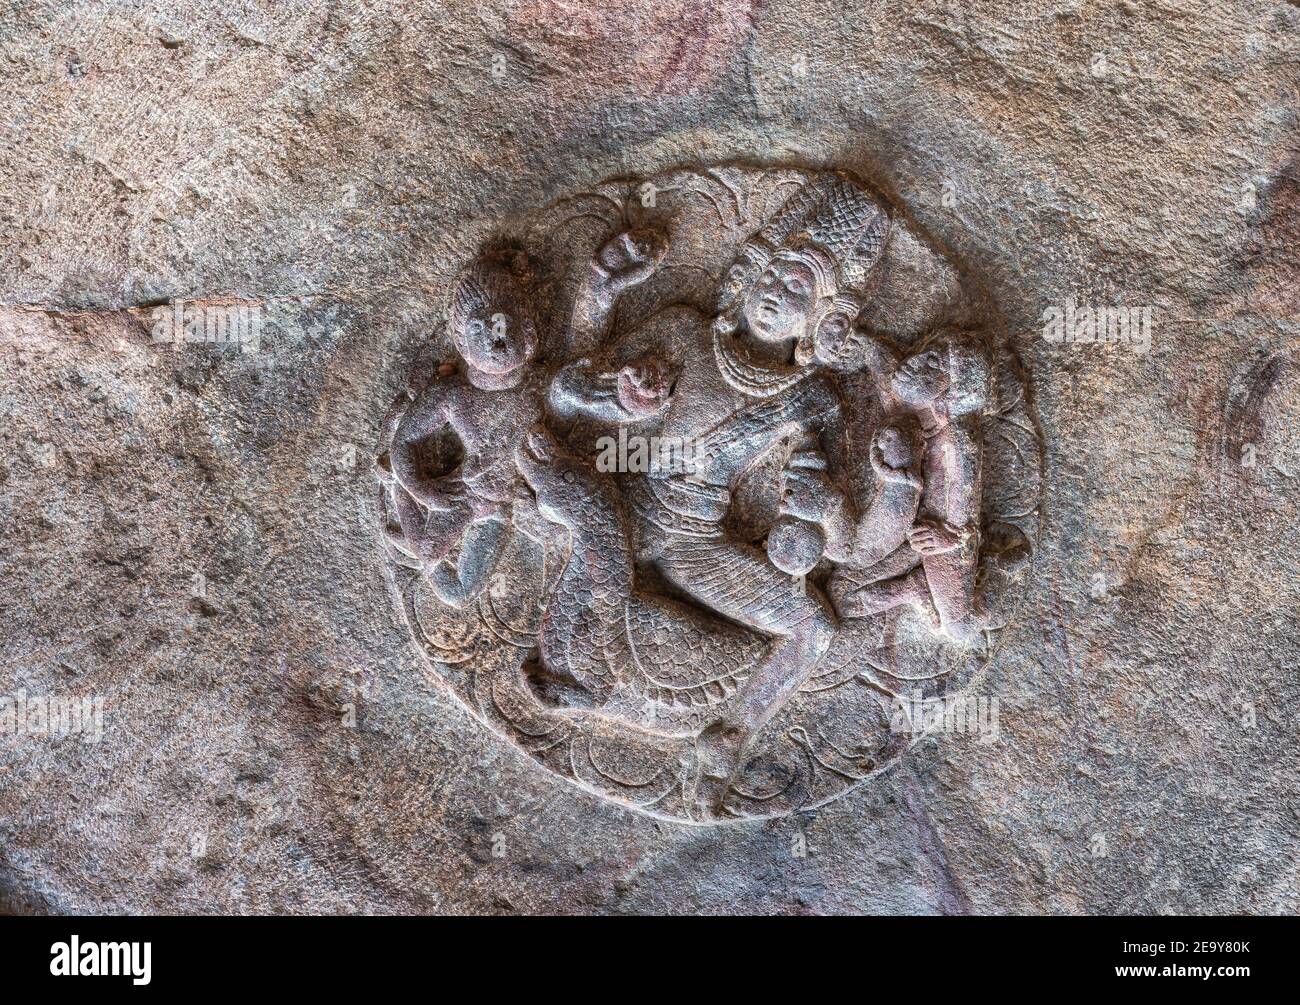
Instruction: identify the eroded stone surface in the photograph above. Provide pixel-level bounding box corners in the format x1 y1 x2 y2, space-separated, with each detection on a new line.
1 1 1297 913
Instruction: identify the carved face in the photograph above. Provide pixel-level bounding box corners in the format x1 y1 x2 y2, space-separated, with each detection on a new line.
455 292 538 376
742 259 817 344
596 228 667 275
892 347 950 405
807 310 859 368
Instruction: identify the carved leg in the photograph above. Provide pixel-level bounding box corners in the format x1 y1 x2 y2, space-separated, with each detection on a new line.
836 566 940 629
829 544 923 618
430 514 509 609
384 473 477 571
656 537 836 816
920 546 984 645
375 482 423 569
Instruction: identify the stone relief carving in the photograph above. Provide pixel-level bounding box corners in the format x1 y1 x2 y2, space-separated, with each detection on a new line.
376 166 1042 822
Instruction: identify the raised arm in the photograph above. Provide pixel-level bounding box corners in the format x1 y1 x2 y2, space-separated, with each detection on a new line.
567 228 668 356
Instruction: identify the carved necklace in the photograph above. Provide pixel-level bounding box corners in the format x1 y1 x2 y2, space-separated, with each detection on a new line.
712 321 812 398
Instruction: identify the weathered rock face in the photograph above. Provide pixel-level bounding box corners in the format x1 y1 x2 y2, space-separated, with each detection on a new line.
1 1 1296 915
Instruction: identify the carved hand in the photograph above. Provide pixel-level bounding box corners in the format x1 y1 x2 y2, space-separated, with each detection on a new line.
416 475 473 512
907 518 967 555
780 464 844 526
592 228 668 298
616 357 675 417
870 435 922 490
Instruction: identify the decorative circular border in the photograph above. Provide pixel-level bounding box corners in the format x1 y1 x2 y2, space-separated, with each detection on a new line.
378 165 1043 822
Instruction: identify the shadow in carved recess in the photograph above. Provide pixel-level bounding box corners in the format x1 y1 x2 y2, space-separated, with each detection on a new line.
375 165 1042 823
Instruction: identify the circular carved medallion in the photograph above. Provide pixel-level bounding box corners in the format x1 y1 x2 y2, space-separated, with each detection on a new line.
377 165 1041 822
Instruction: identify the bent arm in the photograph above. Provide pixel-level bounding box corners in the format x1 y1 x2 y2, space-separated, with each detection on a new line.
855 327 900 397
566 228 668 356
390 383 461 507
548 357 639 423
569 269 623 357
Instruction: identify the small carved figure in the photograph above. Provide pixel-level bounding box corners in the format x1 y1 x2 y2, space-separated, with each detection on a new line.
381 230 671 608
827 328 993 644
379 250 544 607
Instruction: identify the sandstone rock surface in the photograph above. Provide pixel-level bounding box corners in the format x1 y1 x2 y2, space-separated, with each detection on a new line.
1 0 1297 914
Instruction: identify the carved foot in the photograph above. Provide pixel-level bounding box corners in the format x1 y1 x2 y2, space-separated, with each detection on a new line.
514 425 557 490
834 566 931 621
688 719 747 820
515 423 560 477
525 424 558 462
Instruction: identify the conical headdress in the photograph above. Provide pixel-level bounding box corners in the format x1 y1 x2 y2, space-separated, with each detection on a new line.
754 173 890 295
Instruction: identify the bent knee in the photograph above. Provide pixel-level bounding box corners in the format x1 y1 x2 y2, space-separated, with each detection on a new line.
826 570 855 609
789 595 836 657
